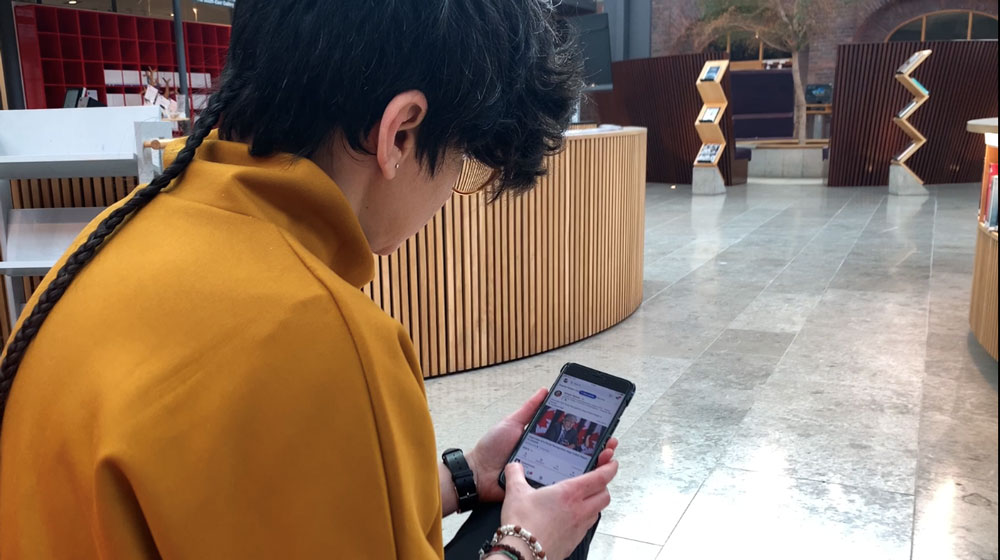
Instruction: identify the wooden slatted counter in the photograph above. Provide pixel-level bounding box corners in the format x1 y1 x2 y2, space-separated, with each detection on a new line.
967 118 998 361
364 126 647 377
2 126 648 377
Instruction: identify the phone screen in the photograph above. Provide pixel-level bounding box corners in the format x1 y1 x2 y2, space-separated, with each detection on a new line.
509 373 626 486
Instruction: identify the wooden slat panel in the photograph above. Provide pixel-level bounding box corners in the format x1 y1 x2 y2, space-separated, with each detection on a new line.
829 41 999 187
591 53 735 186
364 128 647 378
2 176 137 343
970 225 998 361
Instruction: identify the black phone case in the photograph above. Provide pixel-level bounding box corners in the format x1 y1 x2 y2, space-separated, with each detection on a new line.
497 363 636 490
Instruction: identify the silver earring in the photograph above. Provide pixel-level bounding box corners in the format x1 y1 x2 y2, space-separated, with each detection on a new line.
395 163 400 169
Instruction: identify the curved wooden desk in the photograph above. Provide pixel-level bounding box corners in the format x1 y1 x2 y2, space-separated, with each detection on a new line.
363 126 648 377
0 127 647 375
967 118 998 361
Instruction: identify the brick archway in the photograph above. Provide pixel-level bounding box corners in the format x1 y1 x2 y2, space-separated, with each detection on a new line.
854 0 998 42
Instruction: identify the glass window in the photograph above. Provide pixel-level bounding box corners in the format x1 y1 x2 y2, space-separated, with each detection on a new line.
888 18 922 42
971 14 999 39
40 0 114 10
762 44 792 60
924 12 970 41
729 31 758 61
38 0 230 25
707 35 728 54
116 0 231 24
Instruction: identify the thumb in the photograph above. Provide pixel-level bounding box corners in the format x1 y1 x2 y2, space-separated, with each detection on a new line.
504 462 530 494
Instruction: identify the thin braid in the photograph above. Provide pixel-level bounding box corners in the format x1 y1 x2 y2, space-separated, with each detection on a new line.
0 78 237 421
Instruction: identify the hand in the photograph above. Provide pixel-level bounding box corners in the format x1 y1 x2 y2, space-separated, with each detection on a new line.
466 387 619 503
499 459 618 560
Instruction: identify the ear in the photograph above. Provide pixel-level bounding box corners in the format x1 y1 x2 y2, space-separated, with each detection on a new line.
374 90 428 180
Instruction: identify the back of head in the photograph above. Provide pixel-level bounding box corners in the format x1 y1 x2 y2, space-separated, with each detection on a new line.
220 0 583 194
0 0 582 418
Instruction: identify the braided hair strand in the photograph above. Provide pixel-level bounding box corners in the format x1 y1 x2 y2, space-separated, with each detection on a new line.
0 73 239 421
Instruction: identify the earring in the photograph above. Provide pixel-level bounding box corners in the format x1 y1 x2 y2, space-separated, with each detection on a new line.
395 163 400 169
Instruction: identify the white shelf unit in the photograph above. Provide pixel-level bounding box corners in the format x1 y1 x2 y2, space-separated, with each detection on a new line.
1 105 173 325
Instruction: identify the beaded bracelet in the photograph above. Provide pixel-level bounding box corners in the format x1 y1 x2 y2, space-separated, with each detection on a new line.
482 543 524 560
491 525 546 560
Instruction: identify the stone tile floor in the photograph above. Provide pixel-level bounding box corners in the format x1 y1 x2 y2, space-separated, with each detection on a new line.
427 181 998 559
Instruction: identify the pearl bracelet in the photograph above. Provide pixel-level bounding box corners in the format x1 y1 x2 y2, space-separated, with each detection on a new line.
491 525 546 560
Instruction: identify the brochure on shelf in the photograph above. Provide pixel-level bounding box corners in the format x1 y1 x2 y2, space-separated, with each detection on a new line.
702 66 720 81
700 107 720 123
696 144 721 163
911 78 929 95
897 100 918 119
896 50 931 74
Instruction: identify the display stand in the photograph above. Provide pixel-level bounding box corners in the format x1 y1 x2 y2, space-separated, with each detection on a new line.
693 60 729 195
966 117 998 361
889 49 932 196
0 106 172 326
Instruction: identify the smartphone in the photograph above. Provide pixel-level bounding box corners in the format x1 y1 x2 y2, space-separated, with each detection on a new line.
498 363 636 489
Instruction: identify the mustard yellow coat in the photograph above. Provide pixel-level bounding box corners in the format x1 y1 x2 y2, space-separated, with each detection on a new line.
0 137 443 558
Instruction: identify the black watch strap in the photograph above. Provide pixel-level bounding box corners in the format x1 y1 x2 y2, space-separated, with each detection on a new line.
441 448 478 513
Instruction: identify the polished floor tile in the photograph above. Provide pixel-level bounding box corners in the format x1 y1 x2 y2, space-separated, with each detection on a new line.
657 468 914 560
912 474 999 560
587 533 662 560
426 181 998 558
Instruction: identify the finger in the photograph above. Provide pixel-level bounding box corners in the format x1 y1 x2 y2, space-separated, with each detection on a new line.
507 387 549 425
504 462 531 494
605 437 619 451
595 447 615 467
561 459 618 497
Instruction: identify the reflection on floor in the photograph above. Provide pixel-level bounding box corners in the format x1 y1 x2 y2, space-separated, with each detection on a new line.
426 181 999 559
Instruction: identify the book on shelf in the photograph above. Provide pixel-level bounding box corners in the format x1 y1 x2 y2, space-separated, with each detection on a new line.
988 175 999 228
894 142 918 163
910 78 929 96
982 163 998 221
700 107 720 122
701 66 720 82
897 100 918 119
896 50 930 74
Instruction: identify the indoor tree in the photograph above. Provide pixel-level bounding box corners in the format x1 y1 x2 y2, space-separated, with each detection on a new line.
690 0 837 143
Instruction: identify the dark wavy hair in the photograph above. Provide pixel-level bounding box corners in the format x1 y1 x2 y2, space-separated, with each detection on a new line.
0 0 583 418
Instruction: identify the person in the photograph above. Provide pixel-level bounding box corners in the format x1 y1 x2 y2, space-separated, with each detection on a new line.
545 413 580 449
0 1 620 559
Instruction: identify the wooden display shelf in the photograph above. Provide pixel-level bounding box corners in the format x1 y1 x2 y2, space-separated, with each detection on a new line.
891 49 931 177
692 60 729 178
13 4 229 117
967 117 998 360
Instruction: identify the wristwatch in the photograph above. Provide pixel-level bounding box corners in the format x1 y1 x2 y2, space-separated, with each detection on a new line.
441 448 478 513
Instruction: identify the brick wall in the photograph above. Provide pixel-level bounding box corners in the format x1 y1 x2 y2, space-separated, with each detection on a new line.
650 0 998 85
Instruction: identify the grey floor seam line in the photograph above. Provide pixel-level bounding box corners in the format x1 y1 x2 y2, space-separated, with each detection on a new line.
660 474 711 549
909 191 938 560
593 531 663 547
